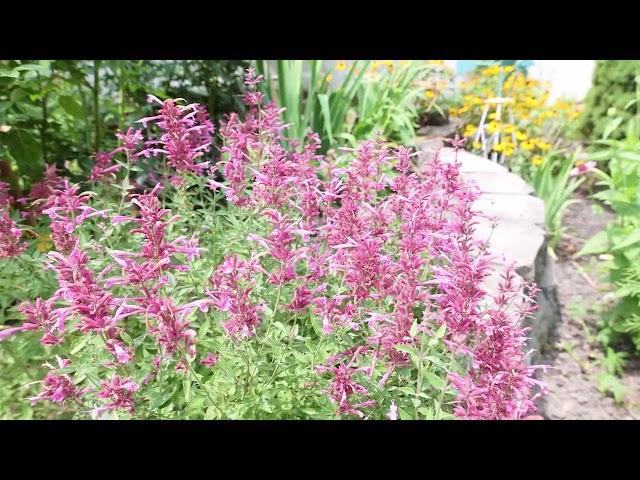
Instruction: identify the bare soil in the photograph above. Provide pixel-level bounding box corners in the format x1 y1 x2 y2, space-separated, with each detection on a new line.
537 193 640 419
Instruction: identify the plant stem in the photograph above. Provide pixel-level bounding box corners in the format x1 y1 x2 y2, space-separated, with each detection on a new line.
93 60 101 153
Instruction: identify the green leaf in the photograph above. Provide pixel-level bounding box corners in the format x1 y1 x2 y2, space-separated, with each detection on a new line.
2 128 44 180
148 388 177 410
577 230 610 256
611 228 640 251
0 69 20 79
183 377 192 403
409 320 418 338
424 371 444 390
58 95 85 119
70 334 94 355
619 150 640 162
317 94 335 145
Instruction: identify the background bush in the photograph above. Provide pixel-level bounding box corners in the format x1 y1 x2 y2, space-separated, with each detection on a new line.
579 60 640 143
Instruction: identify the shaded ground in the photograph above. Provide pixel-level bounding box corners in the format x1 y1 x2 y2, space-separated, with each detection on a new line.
537 193 640 419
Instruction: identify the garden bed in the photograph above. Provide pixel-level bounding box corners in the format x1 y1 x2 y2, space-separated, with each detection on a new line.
537 193 640 419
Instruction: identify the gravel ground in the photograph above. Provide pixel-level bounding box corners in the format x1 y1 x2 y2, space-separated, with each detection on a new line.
536 193 640 419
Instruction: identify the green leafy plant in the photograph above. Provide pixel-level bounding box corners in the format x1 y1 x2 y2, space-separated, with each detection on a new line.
579 60 640 143
530 150 585 252
578 75 640 354
254 60 437 153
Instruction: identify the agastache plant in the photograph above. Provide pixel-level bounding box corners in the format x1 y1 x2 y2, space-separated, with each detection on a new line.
0 68 548 420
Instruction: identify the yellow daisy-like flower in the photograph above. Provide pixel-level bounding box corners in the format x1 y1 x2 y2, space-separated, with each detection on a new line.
520 140 535 151
382 60 393 66
449 107 459 117
503 124 515 134
463 124 477 137
424 90 435 99
472 141 482 150
538 141 552 151
486 120 501 134
488 112 498 120
492 143 505 153
503 65 515 73
515 131 527 142
336 61 347 71
532 155 544 166
371 61 380 70
503 145 515 157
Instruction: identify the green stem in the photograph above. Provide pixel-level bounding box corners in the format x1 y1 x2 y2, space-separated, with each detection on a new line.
93 60 101 153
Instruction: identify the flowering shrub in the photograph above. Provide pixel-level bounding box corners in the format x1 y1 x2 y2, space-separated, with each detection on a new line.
0 69 547 419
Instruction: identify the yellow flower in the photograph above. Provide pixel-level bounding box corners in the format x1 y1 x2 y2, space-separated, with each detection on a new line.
371 61 380 70
326 74 333 83
503 124 515 134
520 140 535 151
493 143 505 153
481 65 501 77
503 145 515 157
486 120 501 134
532 155 544 166
429 60 444 65
382 60 394 66
515 131 527 142
449 107 459 117
569 111 580 120
538 141 552 151
472 141 482 150
488 112 498 120
424 89 435 98
336 61 347 71
503 65 515 73
463 124 477 137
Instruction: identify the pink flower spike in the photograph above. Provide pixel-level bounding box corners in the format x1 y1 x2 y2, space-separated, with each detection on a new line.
200 352 218 367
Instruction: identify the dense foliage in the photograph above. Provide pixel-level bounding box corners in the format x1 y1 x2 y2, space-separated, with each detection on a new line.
578 61 640 144
0 60 248 193
0 69 547 419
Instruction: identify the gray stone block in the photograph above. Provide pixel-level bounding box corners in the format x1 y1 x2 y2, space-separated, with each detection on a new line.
415 145 561 364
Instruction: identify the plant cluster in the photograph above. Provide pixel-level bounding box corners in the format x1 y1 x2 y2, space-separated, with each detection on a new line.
0 69 547 419
449 64 582 180
579 77 640 356
578 60 640 144
0 60 248 193
255 60 448 154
